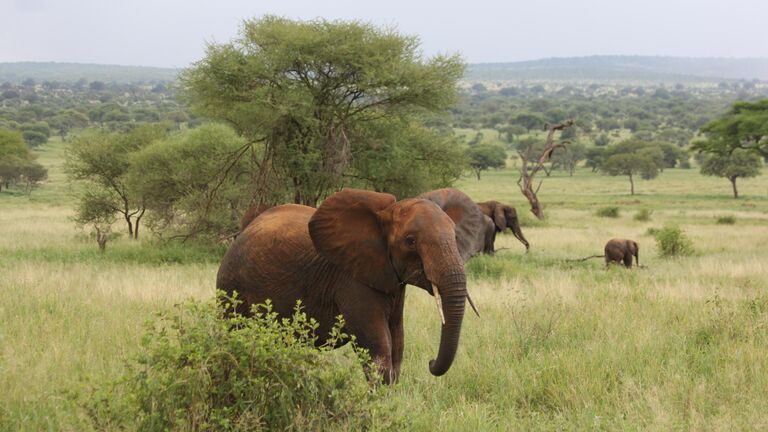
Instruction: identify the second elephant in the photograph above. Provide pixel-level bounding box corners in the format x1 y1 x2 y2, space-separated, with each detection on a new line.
477 201 530 251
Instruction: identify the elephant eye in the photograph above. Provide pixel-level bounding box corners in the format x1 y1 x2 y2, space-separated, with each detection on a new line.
405 236 416 248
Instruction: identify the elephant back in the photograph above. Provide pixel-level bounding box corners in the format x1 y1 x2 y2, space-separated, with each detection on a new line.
217 204 317 316
419 188 486 262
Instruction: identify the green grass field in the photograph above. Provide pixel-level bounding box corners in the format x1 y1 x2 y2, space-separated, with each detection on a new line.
2 137 768 430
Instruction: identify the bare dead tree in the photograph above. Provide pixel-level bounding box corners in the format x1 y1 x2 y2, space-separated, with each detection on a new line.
516 120 574 220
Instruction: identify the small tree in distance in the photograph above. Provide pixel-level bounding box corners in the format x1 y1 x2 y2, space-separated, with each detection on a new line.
73 189 118 252
700 149 762 198
467 144 506 180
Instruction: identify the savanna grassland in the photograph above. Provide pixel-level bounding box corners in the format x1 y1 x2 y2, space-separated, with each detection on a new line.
2 137 768 431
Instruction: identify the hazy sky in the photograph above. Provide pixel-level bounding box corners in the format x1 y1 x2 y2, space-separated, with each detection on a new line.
2 0 767 68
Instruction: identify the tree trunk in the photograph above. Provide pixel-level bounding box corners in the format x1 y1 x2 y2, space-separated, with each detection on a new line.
124 213 134 238
134 208 145 239
476 170 481 181
730 176 739 198
629 173 635 195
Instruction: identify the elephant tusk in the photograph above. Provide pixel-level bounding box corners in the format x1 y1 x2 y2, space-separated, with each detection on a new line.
432 283 446 325
466 290 480 318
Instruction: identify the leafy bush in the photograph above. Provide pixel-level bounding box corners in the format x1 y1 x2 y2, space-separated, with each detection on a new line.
652 225 695 257
715 215 736 225
596 206 620 218
84 294 398 431
633 208 653 221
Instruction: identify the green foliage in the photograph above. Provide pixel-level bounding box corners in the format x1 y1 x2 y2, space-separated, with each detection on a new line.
128 123 251 239
699 149 762 198
350 119 466 197
0 128 46 192
596 206 620 218
550 141 586 175
466 143 506 180
652 225 695 257
66 124 170 239
511 112 545 132
633 208 653 221
84 295 397 431
601 139 665 194
715 215 736 225
181 16 464 206
693 99 768 158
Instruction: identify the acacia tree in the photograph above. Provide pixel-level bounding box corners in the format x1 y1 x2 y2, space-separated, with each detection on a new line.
467 144 506 180
66 124 168 239
0 128 47 193
180 16 464 207
516 120 574 219
601 139 663 195
700 149 762 198
693 99 768 158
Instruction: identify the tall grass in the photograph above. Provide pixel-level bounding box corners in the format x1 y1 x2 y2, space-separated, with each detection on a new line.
2 138 768 430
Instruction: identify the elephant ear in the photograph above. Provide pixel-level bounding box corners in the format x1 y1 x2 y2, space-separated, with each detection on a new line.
492 203 506 231
309 188 399 292
420 188 485 262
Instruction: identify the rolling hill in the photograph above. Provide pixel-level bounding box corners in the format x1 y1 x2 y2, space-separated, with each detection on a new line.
466 56 768 82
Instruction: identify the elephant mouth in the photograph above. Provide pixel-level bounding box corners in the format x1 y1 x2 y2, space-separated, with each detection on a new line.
426 279 480 321
401 268 479 319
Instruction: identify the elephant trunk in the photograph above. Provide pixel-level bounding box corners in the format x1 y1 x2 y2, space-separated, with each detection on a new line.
428 272 467 376
510 221 530 251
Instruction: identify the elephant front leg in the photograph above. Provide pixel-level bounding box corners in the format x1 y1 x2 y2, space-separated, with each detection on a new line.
357 330 395 384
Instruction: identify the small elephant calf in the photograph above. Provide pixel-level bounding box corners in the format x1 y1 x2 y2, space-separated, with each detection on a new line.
604 238 639 268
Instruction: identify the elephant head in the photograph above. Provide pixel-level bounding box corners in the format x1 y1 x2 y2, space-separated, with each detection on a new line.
308 188 469 376
478 200 530 251
627 240 639 266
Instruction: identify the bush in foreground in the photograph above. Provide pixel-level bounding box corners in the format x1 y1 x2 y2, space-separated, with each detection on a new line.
652 225 695 257
84 294 398 431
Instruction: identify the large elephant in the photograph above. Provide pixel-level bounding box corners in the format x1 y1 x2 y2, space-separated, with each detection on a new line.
419 188 490 259
216 188 476 384
604 238 639 268
477 201 530 251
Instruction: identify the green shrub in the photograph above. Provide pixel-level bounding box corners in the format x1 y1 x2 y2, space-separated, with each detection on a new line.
84 294 398 431
652 225 694 257
715 215 736 225
596 206 620 218
633 208 653 221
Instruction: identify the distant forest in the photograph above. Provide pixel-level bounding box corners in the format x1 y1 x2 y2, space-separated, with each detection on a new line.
0 62 180 84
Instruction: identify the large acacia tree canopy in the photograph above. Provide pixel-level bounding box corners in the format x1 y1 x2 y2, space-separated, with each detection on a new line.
693 99 768 157
180 16 465 205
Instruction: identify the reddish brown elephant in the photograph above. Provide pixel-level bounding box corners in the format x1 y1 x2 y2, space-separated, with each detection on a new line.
604 238 639 268
216 188 474 384
477 201 530 251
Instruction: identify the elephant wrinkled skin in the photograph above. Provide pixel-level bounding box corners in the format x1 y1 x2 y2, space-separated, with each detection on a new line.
216 188 471 383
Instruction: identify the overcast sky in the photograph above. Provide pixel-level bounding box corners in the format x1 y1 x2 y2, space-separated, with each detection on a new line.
2 0 767 68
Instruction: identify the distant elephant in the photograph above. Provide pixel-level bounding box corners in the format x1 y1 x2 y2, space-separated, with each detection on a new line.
217 188 477 384
476 201 530 251
419 188 490 259
604 238 639 268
